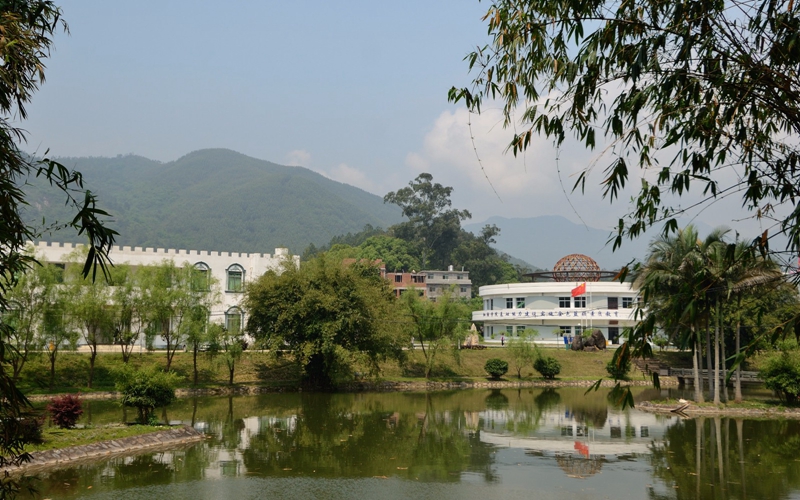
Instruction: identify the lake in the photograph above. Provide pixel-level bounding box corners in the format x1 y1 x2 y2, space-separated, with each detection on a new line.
24 387 800 499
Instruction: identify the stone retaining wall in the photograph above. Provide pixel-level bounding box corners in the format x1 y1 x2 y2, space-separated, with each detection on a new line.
4 425 206 475
26 378 678 402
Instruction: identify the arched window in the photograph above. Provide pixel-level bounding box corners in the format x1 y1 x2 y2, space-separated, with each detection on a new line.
192 262 210 291
226 264 244 292
225 306 243 334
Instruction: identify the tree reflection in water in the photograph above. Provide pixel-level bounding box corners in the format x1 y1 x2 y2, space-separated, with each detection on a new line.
649 417 800 499
20 389 800 500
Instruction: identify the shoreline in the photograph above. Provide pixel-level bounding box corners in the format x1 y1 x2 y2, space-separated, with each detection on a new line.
637 401 800 419
26 377 679 401
3 425 206 476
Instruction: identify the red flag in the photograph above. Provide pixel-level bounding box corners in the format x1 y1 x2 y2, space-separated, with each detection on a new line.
571 283 586 297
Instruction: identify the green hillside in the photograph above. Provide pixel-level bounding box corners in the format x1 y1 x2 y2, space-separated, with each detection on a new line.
23 149 403 254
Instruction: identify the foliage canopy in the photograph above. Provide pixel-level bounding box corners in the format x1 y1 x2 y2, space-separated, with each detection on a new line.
244 256 405 388
450 0 800 262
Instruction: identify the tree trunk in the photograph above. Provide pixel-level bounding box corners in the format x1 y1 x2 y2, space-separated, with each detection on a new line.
720 308 729 403
49 351 56 390
735 318 743 403
705 316 713 401
193 345 199 386
713 299 721 405
229 363 235 385
165 339 173 372
88 348 97 388
692 333 704 403
734 295 743 403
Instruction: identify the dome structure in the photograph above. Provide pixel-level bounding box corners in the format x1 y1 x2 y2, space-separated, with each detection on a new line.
552 254 601 282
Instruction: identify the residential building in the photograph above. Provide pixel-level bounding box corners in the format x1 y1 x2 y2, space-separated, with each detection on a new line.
386 266 472 300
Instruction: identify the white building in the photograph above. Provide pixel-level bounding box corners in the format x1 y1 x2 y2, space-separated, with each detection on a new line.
473 254 638 345
31 241 300 333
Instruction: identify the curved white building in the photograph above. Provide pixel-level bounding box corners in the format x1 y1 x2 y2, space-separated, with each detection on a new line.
473 254 638 346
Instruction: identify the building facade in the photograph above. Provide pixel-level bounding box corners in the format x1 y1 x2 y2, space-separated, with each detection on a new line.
473 254 637 345
385 266 472 300
31 241 300 333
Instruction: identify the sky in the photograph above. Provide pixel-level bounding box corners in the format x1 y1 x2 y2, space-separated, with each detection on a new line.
21 0 779 248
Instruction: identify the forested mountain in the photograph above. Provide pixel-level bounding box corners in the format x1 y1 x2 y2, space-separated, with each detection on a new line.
23 149 403 254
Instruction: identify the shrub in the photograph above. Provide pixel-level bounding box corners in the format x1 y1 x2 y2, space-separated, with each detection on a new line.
533 356 561 379
19 416 44 444
761 351 800 404
47 394 83 429
115 366 179 424
484 358 508 379
606 356 632 380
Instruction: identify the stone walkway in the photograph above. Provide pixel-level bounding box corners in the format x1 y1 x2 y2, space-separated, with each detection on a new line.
4 425 206 475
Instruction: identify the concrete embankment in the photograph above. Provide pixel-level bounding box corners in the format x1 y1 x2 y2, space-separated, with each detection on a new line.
4 425 206 475
27 377 679 402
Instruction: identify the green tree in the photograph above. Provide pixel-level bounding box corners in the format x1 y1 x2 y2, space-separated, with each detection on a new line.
632 225 728 402
109 264 147 363
207 323 244 385
139 261 217 372
40 283 76 390
116 365 179 424
0 2 115 491
402 289 469 378
450 0 800 266
384 173 471 270
3 250 60 380
244 255 405 389
507 333 536 379
64 253 114 389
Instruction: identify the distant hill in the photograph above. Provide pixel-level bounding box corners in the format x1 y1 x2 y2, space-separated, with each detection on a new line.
24 149 404 254
464 215 715 270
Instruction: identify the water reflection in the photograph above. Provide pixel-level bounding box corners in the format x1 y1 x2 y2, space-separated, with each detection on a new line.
24 389 800 499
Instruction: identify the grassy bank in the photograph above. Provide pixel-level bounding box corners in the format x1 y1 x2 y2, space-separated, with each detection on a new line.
15 346 628 395
23 425 165 453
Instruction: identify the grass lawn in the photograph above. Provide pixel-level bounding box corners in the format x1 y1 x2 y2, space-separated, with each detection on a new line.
16 346 629 396
23 425 165 453
378 346 620 381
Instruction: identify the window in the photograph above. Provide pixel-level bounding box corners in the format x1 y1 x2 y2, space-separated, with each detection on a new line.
192 262 210 291
608 327 620 344
427 273 434 280
443 274 449 280
53 263 65 283
574 296 586 308
518 325 526 336
461 287 467 293
516 297 525 308
227 264 244 292
412 275 425 283
608 297 619 309
559 297 571 308
457 274 463 280
622 297 634 308
394 275 402 283
506 325 514 335
574 326 583 336
429 286 436 293
225 307 242 334
506 298 514 308
490 299 494 310
560 326 571 336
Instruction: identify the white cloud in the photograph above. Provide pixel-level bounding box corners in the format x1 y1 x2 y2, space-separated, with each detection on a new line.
285 149 312 166
406 106 624 228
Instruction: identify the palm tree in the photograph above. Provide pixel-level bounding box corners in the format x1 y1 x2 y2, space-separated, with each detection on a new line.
714 240 781 402
634 225 729 403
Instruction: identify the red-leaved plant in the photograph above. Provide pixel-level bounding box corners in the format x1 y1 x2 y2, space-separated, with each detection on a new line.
47 394 84 429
